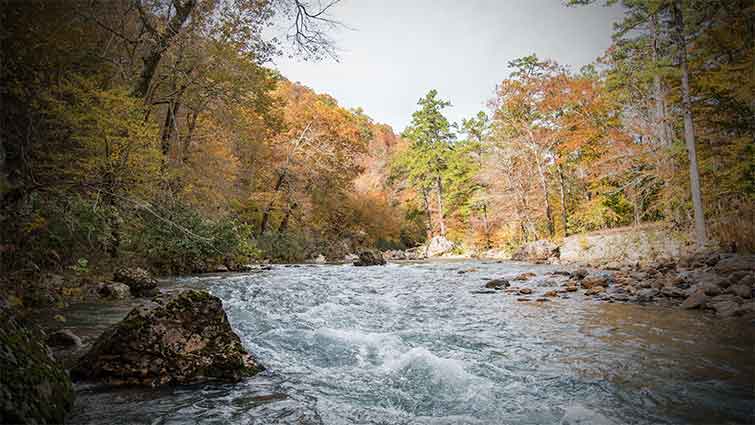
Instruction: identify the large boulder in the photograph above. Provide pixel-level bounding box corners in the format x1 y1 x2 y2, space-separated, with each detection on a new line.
0 298 75 424
71 290 263 386
511 240 559 262
353 250 386 266
113 267 158 297
425 236 455 257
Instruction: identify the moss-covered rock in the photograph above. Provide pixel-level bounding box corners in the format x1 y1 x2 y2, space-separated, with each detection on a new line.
71 289 263 386
0 298 75 424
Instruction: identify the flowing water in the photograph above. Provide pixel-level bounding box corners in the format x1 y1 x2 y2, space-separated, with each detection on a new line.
68 260 755 424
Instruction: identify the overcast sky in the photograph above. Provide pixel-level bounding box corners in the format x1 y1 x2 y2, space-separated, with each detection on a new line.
272 0 625 133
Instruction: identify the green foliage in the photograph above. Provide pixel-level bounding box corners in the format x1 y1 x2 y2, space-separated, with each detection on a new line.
131 202 259 274
2 192 116 272
398 89 456 191
70 258 90 275
255 231 314 263
569 195 629 234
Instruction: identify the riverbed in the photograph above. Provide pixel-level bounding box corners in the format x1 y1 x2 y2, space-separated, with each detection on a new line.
67 260 755 424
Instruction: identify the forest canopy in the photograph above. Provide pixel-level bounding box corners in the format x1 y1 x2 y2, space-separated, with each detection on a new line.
1 0 752 282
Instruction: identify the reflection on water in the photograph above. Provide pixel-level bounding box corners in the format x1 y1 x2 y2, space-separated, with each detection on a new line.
67 261 755 424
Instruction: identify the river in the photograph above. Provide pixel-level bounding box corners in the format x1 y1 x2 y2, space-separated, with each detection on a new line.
68 260 755 424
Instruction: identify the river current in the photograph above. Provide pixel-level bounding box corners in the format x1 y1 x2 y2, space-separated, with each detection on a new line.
68 260 754 424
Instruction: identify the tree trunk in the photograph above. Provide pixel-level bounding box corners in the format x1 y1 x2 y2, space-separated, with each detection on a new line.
278 202 297 233
259 173 286 235
182 110 198 163
481 202 491 248
556 162 568 236
131 0 196 99
651 12 672 147
161 101 181 157
535 156 554 237
422 188 433 239
435 176 446 237
517 189 537 242
673 0 707 246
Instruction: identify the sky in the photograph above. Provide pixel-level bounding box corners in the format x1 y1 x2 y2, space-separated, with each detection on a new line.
271 0 625 133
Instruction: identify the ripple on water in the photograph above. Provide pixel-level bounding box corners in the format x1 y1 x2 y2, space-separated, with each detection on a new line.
68 261 755 425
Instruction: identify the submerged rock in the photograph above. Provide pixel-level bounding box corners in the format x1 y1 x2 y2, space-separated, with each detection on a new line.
113 267 158 297
353 250 386 266
0 298 75 424
484 278 510 290
72 290 263 386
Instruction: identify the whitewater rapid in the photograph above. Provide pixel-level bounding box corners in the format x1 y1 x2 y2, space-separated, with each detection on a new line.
69 260 755 424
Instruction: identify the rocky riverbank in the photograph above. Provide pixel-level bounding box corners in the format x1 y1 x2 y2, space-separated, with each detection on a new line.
474 251 754 320
1 236 751 423
1 266 266 422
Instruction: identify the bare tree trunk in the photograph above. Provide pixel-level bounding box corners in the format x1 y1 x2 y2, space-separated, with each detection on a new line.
651 11 672 147
557 162 568 236
535 156 554 237
435 176 446 237
673 0 707 246
422 188 433 239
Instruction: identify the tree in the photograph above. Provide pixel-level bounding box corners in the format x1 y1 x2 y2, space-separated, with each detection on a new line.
459 112 493 247
491 55 562 237
671 0 706 246
398 90 456 237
